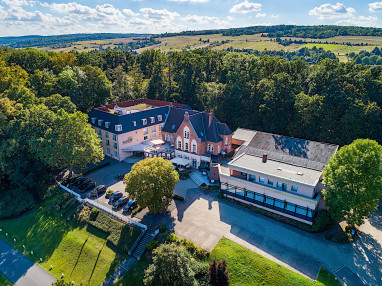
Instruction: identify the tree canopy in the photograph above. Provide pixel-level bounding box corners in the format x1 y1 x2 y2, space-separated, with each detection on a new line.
124 158 179 213
322 139 382 226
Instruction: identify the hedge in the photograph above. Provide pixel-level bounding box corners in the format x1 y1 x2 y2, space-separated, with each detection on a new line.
82 162 111 176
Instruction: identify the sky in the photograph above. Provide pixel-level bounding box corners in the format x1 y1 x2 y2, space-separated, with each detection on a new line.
1 1 382 37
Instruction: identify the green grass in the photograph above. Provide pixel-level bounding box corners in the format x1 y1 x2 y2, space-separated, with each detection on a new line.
211 237 335 286
0 208 126 285
317 268 341 286
0 274 13 286
115 256 152 286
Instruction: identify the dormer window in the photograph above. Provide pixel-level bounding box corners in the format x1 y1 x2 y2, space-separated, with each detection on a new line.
150 117 155 123
133 121 137 126
98 119 103 126
115 124 122 132
157 115 162 121
142 119 147 125
105 122 110 128
91 117 96 124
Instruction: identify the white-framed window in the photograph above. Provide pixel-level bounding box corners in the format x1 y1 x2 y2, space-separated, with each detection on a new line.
112 134 117 141
157 115 162 121
105 122 110 128
178 140 182 149
107 148 110 155
115 124 122 132
91 117 96 124
105 131 109 138
98 119 103 126
225 137 228 146
185 142 189 151
192 144 196 153
152 126 156 133
207 144 210 151
211 145 214 153
144 135 148 141
150 117 155 123
113 142 117 149
142 119 147 125
144 128 148 135
133 121 136 126
114 151 118 158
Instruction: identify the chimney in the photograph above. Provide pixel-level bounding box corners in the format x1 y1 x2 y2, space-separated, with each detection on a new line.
262 153 268 163
208 110 214 126
184 111 190 121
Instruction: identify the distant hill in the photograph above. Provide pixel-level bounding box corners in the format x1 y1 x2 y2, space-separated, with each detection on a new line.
0 33 151 48
161 25 382 39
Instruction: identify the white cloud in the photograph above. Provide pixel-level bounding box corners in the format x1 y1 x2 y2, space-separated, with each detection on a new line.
255 13 266 18
369 2 382 12
227 16 233 21
140 8 179 20
122 9 138 17
1 0 28 8
309 3 355 20
183 14 219 24
168 0 209 2
336 15 378 27
229 1 262 14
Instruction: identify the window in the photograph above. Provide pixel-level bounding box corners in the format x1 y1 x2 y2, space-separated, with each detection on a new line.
98 119 103 126
105 122 110 128
291 186 298 192
152 134 156 139
268 179 274 185
91 117 96 124
114 151 118 158
106 139 110 146
265 197 274 205
107 148 110 155
184 130 189 139
105 131 109 138
225 137 228 146
249 174 256 181
241 172 247 178
192 144 196 153
178 140 182 149
274 199 284 209
185 143 189 151
255 194 263 202
157 115 162 121
142 119 147 125
133 121 136 126
259 177 265 183
115 125 122 132
112 134 117 141
150 117 155 123
207 144 210 151
152 126 156 133
143 128 148 135
144 135 148 141
211 145 214 153
296 206 307 216
113 142 117 149
286 203 295 212
98 129 102 136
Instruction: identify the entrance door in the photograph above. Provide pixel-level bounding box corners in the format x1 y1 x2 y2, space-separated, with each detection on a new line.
192 159 197 168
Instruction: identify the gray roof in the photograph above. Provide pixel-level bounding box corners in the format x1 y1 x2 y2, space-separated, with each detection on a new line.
233 128 338 172
162 108 232 143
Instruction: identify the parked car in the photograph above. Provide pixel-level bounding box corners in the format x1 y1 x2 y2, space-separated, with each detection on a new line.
116 174 125 180
78 179 91 189
89 185 107 197
110 191 122 202
73 177 86 186
113 196 129 208
83 182 96 193
123 199 137 212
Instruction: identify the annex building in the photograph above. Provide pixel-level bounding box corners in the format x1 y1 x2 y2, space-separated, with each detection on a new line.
219 128 339 225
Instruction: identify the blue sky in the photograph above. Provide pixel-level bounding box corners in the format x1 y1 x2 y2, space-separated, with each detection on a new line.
0 1 382 36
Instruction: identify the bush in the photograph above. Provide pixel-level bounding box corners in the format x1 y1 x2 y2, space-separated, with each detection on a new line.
158 225 167 233
77 206 90 224
173 194 184 201
0 190 35 219
89 208 100 221
82 162 111 176
147 240 159 252
311 210 332 232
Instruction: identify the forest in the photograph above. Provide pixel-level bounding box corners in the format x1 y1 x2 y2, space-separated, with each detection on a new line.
1 47 382 217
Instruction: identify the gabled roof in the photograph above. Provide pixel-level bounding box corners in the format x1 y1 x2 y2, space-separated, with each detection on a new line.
162 108 232 143
233 128 339 171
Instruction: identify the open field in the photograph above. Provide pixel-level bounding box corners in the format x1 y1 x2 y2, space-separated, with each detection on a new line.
0 208 126 285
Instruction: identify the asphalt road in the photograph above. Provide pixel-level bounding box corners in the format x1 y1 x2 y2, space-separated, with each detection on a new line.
0 239 56 286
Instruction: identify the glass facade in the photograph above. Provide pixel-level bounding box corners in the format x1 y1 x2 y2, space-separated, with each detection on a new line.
220 182 316 222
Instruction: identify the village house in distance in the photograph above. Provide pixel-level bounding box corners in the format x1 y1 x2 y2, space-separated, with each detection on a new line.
88 98 232 168
89 99 338 225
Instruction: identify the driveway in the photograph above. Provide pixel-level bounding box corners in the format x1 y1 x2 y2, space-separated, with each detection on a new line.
0 239 56 286
160 179 381 286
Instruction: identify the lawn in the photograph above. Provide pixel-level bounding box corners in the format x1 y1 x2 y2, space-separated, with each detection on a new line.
0 208 126 285
210 237 338 286
115 256 152 286
0 274 12 285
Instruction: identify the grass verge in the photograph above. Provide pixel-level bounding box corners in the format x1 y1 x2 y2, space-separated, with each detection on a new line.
115 256 152 286
0 208 125 285
317 268 341 286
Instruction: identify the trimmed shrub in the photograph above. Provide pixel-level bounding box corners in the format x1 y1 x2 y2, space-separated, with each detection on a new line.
158 225 167 233
146 240 159 252
311 210 332 232
82 162 111 176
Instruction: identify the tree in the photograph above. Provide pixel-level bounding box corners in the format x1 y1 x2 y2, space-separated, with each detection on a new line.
322 139 382 226
33 109 104 173
143 243 196 286
209 259 230 286
124 158 179 213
